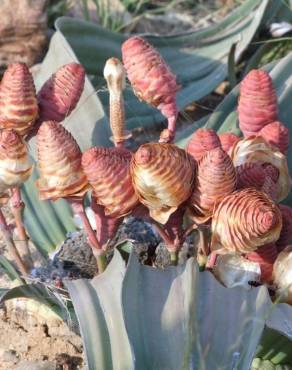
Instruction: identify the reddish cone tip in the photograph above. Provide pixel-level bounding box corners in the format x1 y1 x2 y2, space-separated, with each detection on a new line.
187 128 221 162
135 146 152 165
259 121 289 155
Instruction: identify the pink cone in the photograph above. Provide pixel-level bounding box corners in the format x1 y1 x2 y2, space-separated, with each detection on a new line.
122 36 180 142
259 121 289 155
38 63 85 122
218 132 240 153
238 69 278 137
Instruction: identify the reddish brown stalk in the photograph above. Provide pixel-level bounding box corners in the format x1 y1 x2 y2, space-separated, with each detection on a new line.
10 187 32 266
151 221 180 264
0 207 28 276
68 198 106 272
90 200 122 251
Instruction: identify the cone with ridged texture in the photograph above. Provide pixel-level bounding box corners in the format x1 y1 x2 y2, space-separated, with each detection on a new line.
122 36 180 143
219 132 240 153
238 69 278 137
35 121 106 268
37 63 85 123
187 128 221 162
0 63 38 136
36 121 88 201
190 147 237 223
245 243 278 283
259 120 289 155
276 205 292 252
82 147 138 218
131 143 195 224
273 245 292 305
211 188 282 254
230 136 290 202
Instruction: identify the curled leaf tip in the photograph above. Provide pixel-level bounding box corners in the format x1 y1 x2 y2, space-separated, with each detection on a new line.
187 128 221 162
131 143 195 224
231 136 290 202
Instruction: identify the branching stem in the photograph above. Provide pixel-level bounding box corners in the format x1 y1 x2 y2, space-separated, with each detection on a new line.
68 199 107 273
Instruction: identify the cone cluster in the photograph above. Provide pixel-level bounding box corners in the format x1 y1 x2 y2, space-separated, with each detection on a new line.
1 49 291 290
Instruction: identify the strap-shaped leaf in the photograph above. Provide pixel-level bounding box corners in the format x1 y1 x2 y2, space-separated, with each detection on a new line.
122 252 273 370
64 247 292 369
65 250 132 370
